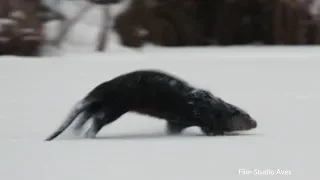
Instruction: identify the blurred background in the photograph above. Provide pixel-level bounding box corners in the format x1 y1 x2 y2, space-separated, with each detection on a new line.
1 0 320 56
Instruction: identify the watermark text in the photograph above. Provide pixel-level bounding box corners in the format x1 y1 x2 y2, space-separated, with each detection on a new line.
238 168 292 176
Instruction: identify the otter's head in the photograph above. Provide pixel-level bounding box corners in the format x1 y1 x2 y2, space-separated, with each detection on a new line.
189 89 257 134
222 106 257 132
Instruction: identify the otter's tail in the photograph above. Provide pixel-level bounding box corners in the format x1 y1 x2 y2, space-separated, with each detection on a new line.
44 99 97 141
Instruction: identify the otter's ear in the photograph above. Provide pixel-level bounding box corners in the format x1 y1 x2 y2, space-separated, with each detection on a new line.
189 89 212 99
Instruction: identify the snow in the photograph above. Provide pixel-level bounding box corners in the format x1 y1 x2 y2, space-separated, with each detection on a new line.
0 36 9 42
0 48 318 179
20 28 36 34
23 36 41 41
0 18 16 26
310 0 320 18
0 0 319 179
9 11 25 19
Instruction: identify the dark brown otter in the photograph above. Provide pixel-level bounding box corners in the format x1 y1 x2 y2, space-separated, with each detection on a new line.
45 70 257 141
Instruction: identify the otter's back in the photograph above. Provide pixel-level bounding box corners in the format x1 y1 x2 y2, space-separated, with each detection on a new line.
88 70 195 121
130 70 194 121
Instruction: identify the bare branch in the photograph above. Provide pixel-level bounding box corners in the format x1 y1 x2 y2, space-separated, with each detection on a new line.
52 2 93 47
96 5 111 52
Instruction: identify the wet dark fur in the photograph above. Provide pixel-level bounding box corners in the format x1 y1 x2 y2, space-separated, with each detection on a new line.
45 70 257 141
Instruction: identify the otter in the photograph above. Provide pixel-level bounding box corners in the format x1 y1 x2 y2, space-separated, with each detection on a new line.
45 70 257 141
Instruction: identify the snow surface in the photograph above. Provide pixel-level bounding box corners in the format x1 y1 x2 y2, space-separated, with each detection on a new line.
0 48 319 179
0 0 319 179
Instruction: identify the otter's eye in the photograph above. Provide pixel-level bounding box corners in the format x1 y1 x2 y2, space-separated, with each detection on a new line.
232 110 240 116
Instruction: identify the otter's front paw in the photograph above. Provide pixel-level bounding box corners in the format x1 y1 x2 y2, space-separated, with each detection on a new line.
201 127 224 136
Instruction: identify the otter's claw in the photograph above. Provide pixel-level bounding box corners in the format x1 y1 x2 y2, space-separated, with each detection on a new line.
201 127 224 136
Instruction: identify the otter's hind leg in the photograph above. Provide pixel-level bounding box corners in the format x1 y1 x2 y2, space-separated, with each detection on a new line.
84 108 125 139
73 111 93 135
166 122 191 135
72 103 101 135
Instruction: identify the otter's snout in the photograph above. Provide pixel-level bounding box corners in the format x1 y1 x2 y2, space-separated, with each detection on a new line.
227 115 258 131
250 119 257 129
242 118 257 130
